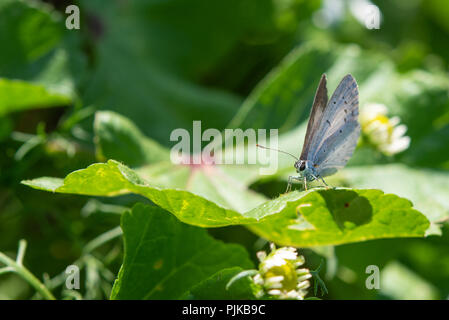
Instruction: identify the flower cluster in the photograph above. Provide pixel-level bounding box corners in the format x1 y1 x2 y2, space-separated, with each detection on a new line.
360 103 410 156
253 244 312 300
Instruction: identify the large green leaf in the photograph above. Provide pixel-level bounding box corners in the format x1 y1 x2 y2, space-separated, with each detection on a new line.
274 163 449 229
248 188 429 247
341 165 449 223
22 160 430 246
110 204 253 299
22 160 263 226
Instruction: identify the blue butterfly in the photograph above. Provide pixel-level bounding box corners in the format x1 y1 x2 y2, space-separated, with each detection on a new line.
260 74 360 192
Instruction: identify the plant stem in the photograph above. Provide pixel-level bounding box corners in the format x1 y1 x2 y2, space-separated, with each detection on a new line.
16 239 27 266
82 225 123 254
0 241 56 300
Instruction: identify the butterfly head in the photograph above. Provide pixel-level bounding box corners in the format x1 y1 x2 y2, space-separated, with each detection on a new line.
255 144 318 180
294 160 317 181
294 160 306 173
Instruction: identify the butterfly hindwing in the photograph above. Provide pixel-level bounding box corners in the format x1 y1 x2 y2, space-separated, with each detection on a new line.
307 74 360 176
314 120 360 177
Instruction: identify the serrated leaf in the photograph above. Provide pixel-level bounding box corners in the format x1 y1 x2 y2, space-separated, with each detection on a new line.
22 161 430 246
22 160 262 227
110 204 253 299
341 164 449 223
247 188 429 247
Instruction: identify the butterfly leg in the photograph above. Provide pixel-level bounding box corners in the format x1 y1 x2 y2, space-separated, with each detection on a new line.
286 176 293 193
320 176 328 186
310 174 329 189
286 176 303 193
303 176 308 191
318 175 329 189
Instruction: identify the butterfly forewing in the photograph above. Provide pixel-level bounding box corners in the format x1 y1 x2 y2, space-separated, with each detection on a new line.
300 74 328 160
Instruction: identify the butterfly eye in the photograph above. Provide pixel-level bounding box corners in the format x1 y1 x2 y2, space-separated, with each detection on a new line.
299 162 306 171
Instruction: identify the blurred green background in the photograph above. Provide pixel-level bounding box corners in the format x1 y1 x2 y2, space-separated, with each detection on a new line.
1 0 449 299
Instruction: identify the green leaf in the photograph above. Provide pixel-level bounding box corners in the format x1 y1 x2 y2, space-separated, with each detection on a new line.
341 164 449 223
0 78 71 116
135 161 267 214
110 204 253 299
247 188 429 247
22 161 430 246
94 111 170 167
0 0 62 74
0 0 84 115
22 160 262 227
181 267 258 300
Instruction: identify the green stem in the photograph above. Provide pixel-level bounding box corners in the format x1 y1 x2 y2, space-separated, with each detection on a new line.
82 226 122 254
0 240 56 300
310 259 328 296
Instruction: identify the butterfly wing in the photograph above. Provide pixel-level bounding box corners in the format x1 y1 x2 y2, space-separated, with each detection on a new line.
313 120 360 177
307 74 360 177
300 74 328 160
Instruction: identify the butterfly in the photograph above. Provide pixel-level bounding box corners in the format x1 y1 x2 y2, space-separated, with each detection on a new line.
258 74 360 192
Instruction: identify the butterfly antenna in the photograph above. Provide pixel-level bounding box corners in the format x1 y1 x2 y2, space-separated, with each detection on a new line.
256 144 299 161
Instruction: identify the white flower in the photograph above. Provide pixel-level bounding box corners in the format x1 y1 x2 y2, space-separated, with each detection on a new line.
360 103 411 156
253 243 312 300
